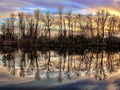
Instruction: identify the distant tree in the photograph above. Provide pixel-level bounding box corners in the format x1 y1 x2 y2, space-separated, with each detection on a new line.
5 19 11 40
34 9 40 43
77 14 82 35
73 17 77 36
66 10 72 37
1 23 6 39
9 13 15 39
41 12 54 43
98 10 110 40
18 12 26 37
87 14 93 38
58 7 63 37
26 15 34 38
96 11 100 37
63 19 66 37
108 15 117 38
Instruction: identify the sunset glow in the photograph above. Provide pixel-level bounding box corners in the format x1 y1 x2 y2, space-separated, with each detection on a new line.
0 0 120 15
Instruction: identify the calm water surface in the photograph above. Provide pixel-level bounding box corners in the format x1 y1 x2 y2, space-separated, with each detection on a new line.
0 47 120 83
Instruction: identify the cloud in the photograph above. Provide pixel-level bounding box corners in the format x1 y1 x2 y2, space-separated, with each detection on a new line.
20 0 84 9
0 0 29 12
18 0 120 15
0 0 120 17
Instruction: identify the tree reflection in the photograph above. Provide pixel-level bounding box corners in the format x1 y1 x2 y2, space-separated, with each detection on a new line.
1 47 120 82
2 52 15 75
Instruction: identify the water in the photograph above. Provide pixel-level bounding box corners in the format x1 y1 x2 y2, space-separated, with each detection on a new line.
0 46 120 83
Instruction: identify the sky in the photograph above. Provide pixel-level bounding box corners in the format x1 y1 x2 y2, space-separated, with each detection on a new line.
0 0 120 18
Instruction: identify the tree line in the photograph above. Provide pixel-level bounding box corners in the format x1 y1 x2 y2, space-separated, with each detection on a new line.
0 8 120 47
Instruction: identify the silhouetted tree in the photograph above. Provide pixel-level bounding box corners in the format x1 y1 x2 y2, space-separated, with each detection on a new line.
99 10 110 40
41 12 54 44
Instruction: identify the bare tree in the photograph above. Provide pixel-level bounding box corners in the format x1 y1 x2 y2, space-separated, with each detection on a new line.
108 15 117 38
96 11 100 37
87 14 93 38
63 19 66 37
77 14 82 35
99 10 110 40
9 13 15 39
6 19 10 39
41 12 54 43
18 12 26 37
26 16 34 38
34 9 40 43
1 23 6 39
66 10 72 37
58 7 63 37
